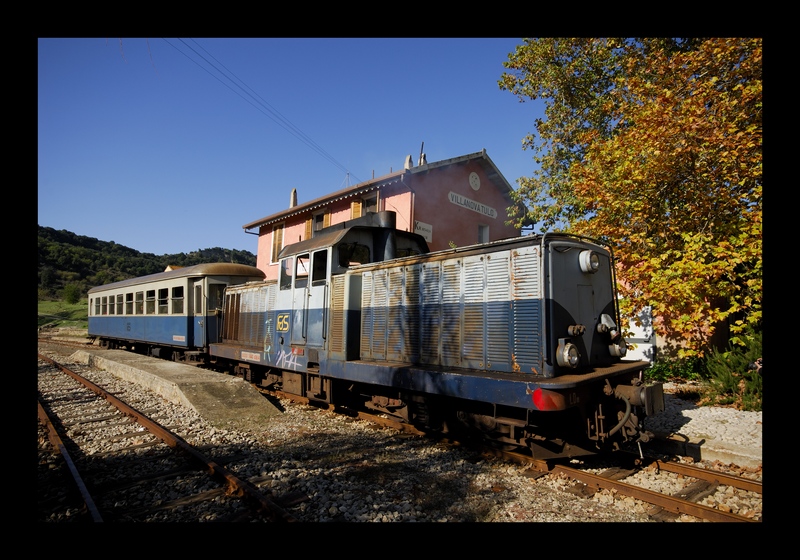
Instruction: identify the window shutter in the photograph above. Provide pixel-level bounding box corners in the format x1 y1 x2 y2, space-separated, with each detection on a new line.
351 200 362 219
271 224 284 263
305 218 312 240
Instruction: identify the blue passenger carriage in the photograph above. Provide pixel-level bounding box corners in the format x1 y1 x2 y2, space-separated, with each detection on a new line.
88 263 265 361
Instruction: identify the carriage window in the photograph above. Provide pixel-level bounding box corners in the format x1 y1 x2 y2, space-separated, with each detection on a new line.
125 293 133 315
158 288 169 314
312 249 327 285
101 296 108 315
280 258 293 290
195 285 203 314
172 286 184 314
108 295 115 315
295 254 310 289
146 290 156 314
135 292 144 314
338 242 370 267
208 284 224 311
94 298 100 316
116 294 124 315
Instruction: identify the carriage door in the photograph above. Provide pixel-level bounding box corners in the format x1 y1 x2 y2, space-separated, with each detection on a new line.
193 280 206 347
290 249 328 348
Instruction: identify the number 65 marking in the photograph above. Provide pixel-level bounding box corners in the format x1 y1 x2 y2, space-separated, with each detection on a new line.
277 313 290 332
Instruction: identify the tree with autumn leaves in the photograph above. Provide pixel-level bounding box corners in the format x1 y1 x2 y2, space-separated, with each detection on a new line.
499 38 762 358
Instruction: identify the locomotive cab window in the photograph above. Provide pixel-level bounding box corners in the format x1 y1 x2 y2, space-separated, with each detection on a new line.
338 242 370 267
280 258 293 290
295 254 310 289
312 249 327 285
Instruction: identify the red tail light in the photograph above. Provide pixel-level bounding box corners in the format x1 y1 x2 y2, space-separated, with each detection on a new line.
532 387 567 411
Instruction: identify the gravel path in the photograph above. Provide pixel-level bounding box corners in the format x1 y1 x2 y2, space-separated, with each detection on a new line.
646 383 762 456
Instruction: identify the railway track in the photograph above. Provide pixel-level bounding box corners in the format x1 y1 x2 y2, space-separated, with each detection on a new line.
38 353 300 522
492 448 761 522
268 389 762 523
39 339 762 522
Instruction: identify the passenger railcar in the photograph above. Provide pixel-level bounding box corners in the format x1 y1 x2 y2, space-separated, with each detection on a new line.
88 263 265 361
208 211 665 459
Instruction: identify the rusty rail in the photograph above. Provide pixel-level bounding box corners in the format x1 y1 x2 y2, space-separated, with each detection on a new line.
38 353 298 522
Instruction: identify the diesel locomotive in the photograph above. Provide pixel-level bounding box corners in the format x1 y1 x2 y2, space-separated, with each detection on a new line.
88 211 665 459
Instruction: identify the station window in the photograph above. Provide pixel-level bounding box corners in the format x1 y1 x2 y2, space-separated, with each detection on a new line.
158 288 169 314
101 296 108 315
363 195 378 214
172 286 184 314
135 292 144 315
478 224 489 244
146 290 156 314
116 294 124 315
312 210 329 237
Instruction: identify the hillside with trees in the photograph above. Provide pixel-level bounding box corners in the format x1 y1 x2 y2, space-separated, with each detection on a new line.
38 225 257 302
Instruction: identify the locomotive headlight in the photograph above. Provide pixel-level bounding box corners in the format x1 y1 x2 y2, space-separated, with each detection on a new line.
579 250 600 273
556 338 581 368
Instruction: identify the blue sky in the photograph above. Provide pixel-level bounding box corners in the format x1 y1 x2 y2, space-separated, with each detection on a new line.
38 38 546 255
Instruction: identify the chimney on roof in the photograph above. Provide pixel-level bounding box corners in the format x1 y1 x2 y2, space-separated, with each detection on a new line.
404 155 413 170
418 153 427 166
290 188 297 208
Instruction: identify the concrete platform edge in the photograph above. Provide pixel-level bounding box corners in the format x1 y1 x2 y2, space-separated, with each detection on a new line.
70 349 282 432
650 430 762 469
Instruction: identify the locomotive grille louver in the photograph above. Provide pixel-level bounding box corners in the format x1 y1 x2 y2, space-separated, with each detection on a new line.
358 245 544 375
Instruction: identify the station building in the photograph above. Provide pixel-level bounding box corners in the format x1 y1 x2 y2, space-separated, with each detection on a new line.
243 149 525 281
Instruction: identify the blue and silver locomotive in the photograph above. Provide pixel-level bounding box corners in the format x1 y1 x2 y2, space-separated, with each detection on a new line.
208 211 665 459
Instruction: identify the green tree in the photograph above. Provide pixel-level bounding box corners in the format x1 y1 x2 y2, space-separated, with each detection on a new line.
499 38 761 358
62 283 82 304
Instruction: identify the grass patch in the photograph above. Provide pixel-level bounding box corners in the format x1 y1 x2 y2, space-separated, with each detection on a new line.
38 299 88 329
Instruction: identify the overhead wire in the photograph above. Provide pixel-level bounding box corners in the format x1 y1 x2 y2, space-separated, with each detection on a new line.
162 38 361 185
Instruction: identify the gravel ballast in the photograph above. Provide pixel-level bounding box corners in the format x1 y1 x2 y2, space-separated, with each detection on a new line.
38 344 762 522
